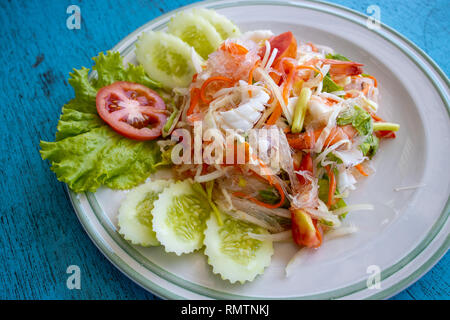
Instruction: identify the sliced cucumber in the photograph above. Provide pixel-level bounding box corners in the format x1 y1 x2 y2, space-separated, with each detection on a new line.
135 31 202 88
118 179 171 246
193 8 241 40
168 11 222 60
203 213 274 284
152 180 211 255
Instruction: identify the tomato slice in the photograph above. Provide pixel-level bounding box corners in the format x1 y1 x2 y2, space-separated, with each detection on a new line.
291 209 322 248
259 31 298 84
294 152 313 185
375 130 396 139
96 81 167 141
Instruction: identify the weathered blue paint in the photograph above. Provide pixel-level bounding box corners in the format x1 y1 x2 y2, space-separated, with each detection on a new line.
0 0 447 300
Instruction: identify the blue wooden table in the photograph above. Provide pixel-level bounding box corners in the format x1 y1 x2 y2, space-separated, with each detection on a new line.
0 0 448 300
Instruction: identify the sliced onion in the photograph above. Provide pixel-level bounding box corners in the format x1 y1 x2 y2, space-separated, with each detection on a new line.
285 248 308 277
324 225 358 240
265 48 278 70
248 230 292 242
256 67 290 123
261 40 271 69
394 183 426 191
194 169 227 183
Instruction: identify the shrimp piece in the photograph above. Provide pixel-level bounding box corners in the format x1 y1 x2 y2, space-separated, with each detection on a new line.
287 125 357 150
321 59 364 77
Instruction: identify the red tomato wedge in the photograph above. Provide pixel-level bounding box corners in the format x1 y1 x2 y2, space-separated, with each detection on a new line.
375 130 396 139
294 152 314 185
291 209 322 248
96 81 167 141
269 31 298 65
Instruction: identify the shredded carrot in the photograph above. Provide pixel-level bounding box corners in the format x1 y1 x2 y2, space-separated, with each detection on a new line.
248 60 260 85
187 87 201 116
307 42 318 52
345 92 356 98
233 184 285 209
287 125 357 150
266 103 282 125
365 74 378 87
312 219 323 248
200 76 235 104
262 87 274 104
221 42 249 55
355 164 369 177
233 144 286 209
266 61 323 126
282 68 295 104
187 113 203 123
325 166 336 208
362 83 370 96
370 112 384 122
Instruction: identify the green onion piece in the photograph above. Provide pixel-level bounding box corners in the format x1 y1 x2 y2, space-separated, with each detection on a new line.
291 87 312 133
372 122 400 132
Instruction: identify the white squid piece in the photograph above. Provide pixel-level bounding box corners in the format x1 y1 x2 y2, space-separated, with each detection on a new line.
219 90 270 131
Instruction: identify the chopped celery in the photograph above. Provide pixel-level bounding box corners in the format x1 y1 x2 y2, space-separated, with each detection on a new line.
291 87 311 133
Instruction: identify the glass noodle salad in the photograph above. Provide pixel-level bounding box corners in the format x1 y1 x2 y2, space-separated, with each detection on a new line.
41 9 399 283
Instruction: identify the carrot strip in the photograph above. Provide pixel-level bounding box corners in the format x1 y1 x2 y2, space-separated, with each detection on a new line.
355 164 369 177
365 74 378 87
187 87 201 116
282 71 294 104
312 219 323 248
262 87 274 104
222 42 249 55
370 112 384 122
266 103 282 125
248 60 261 97
233 183 285 209
325 166 336 208
233 145 286 209
200 76 235 104
248 60 260 85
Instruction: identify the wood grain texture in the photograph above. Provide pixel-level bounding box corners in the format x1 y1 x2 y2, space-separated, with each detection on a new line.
0 0 448 300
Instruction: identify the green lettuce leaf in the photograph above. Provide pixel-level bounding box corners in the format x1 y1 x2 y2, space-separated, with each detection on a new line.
322 75 343 93
337 106 372 136
359 134 379 158
336 106 378 157
318 178 347 219
40 51 164 193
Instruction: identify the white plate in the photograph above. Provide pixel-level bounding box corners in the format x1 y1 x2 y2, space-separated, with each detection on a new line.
68 0 450 299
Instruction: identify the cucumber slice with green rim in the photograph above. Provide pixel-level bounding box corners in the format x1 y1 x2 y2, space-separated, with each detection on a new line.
167 11 222 60
152 180 211 255
135 31 202 88
193 8 241 40
118 179 171 246
203 213 274 284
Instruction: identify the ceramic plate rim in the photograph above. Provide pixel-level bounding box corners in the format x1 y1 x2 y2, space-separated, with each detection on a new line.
67 0 450 300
